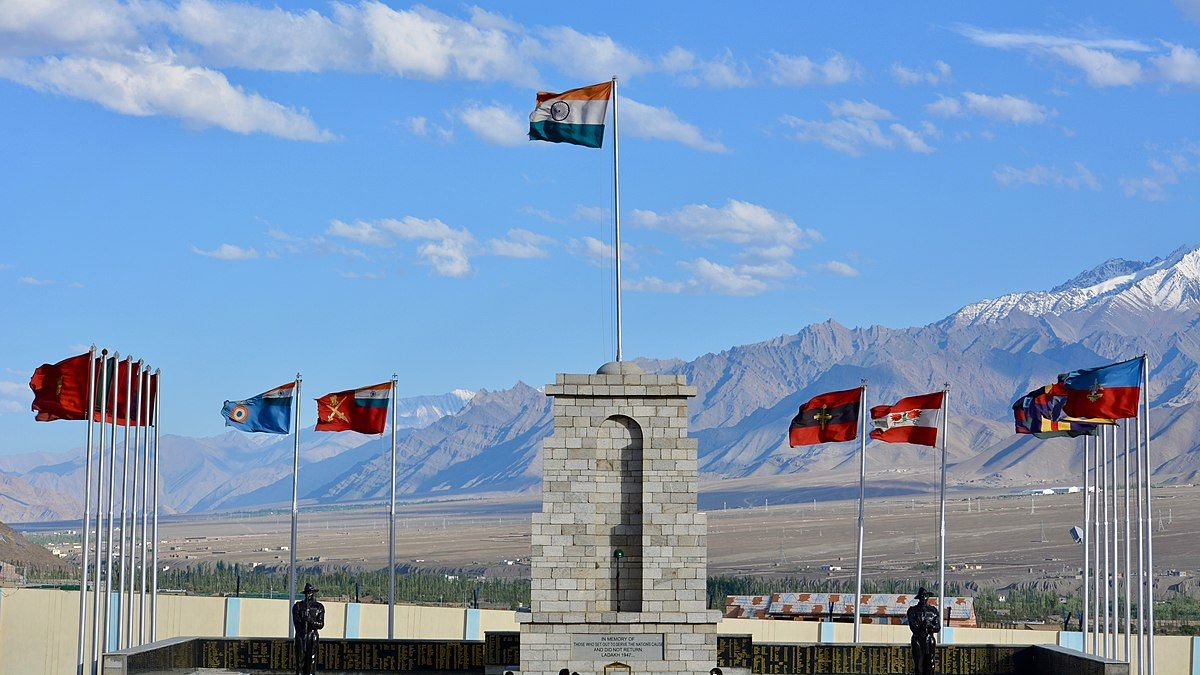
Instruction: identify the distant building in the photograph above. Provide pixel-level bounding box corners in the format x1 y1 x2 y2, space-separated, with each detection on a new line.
724 592 976 627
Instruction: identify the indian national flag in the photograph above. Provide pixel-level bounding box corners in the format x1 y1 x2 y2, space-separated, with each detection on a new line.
528 81 612 148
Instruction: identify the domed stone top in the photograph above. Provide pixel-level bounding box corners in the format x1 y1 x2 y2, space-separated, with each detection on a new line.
596 360 644 375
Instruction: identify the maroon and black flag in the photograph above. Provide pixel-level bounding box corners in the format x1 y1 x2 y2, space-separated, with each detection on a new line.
788 386 863 446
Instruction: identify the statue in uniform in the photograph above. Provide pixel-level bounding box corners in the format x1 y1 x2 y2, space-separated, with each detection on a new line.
906 587 940 675
291 582 325 675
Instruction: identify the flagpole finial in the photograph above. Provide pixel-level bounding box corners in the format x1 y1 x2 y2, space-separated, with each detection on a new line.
101 348 108 356
154 368 160 375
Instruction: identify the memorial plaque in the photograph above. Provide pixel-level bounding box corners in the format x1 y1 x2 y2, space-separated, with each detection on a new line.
570 634 665 661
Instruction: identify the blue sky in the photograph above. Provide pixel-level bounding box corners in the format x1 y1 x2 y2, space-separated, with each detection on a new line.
1 1 1198 453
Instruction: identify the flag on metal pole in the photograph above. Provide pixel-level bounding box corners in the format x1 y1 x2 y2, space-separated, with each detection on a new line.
150 369 161 642
388 375 398 639
31 347 100 675
315 383 390 434
221 382 296 434
870 391 944 446
784 384 867 639
1061 358 1143 420
1140 355 1155 674
528 78 624 362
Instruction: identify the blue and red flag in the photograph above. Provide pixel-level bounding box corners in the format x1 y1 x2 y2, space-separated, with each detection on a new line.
1013 383 1109 439
221 381 295 434
315 382 391 434
1060 357 1143 420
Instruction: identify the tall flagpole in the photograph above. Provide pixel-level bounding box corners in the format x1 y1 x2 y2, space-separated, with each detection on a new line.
1123 420 1132 661
102 358 126 655
388 374 398 639
937 385 950 628
77 347 97 675
1102 426 1110 657
117 358 133 649
124 361 143 648
90 352 111 674
853 380 867 642
1082 435 1090 653
611 75 623 362
1092 426 1100 655
288 373 302 639
150 369 160 642
1111 423 1119 657
1142 355 1155 674
1135 407 1145 674
138 366 150 645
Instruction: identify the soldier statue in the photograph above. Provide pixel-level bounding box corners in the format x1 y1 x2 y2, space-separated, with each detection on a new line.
906 587 941 675
292 582 325 675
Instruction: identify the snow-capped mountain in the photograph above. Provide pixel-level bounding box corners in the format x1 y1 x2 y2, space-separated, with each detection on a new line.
946 245 1200 329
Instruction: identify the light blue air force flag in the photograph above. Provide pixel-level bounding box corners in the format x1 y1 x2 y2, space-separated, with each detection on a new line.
221 381 295 434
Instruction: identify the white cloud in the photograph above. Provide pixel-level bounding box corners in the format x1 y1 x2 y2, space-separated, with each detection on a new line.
624 276 686 294
818 261 859 277
679 258 768 295
929 92 1051 124
925 95 962 117
190 243 260 260
1049 45 1142 86
0 399 24 414
767 52 861 86
889 123 934 153
955 26 1152 53
891 60 951 85
1179 0 1200 23
18 275 55 285
827 99 893 120
406 116 428 135
962 92 1050 123
574 205 605 222
0 0 139 56
418 239 471 277
487 228 553 259
664 48 753 87
1119 150 1198 201
0 50 336 141
327 219 391 246
621 98 727 153
1152 43 1200 86
536 25 650 82
993 162 1100 190
630 199 819 253
379 216 473 243
782 99 936 156
460 102 526 147
0 381 24 397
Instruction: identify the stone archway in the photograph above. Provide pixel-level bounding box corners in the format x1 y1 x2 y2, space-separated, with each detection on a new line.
597 415 643 613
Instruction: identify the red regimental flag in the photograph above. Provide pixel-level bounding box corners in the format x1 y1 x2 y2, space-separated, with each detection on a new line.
869 391 945 447
315 383 390 434
29 352 92 422
93 358 144 426
788 387 863 446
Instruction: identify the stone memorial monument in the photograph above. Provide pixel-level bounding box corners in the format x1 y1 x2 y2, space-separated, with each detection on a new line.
519 361 720 674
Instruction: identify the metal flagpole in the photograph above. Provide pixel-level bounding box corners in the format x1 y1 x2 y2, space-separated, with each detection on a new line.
1142 355 1155 675
1102 426 1110 657
1111 423 1119 658
1123 421 1131 661
937 385 949 629
138 366 150 645
90 352 111 674
1082 435 1090 653
388 375 398 639
611 74 623 362
288 373 302 639
150 369 160 642
117 358 133 649
124 361 143 648
1135 408 1145 674
77 347 97 675
102 357 126 655
1093 427 1100 655
853 381 867 642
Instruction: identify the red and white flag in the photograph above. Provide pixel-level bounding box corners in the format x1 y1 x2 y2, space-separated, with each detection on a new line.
869 391 945 447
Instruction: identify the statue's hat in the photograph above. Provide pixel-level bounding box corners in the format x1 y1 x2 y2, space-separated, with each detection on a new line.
302 582 318 594
915 587 932 599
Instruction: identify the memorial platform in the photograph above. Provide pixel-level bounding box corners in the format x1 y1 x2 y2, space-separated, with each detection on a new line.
101 633 1126 674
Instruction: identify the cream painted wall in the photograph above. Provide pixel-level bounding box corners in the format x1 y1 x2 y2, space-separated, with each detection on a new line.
1 588 1193 674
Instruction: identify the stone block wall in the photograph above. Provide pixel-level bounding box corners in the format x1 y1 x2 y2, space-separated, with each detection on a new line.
520 369 720 674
